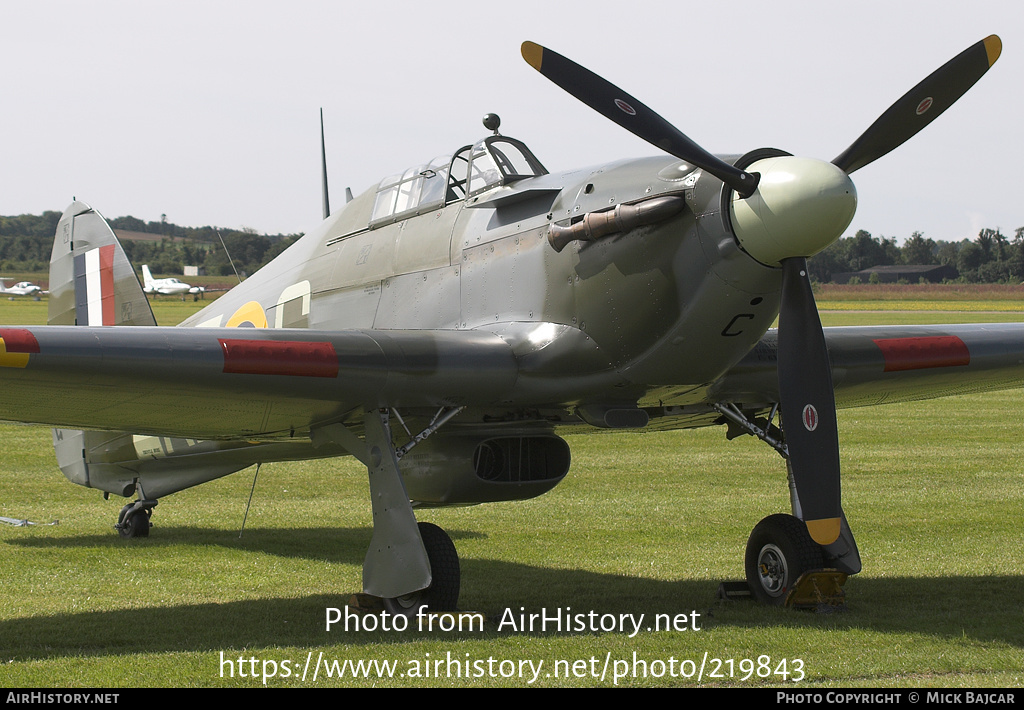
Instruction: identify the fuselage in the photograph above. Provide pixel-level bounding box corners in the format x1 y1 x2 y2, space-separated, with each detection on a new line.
146 279 191 295
180 140 794 414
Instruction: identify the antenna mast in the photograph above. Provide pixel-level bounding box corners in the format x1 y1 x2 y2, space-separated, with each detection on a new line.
320 108 330 220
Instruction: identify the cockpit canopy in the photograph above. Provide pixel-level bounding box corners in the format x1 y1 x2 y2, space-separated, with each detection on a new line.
370 135 547 227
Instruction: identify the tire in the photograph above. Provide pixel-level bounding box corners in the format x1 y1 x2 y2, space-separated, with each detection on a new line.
382 522 460 616
745 514 823 605
118 508 151 539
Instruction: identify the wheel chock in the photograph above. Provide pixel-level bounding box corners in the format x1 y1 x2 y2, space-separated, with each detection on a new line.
348 593 386 613
718 570 848 611
785 570 848 611
717 581 755 601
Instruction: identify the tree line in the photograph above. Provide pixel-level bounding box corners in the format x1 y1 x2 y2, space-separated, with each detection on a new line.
5 210 1024 284
800 227 1024 283
0 211 301 278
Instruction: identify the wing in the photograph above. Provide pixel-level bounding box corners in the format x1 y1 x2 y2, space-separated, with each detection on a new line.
0 325 517 440
714 323 1024 408
6 321 1024 438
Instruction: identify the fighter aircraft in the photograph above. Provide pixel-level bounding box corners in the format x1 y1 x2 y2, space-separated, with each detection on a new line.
141 265 205 298
0 280 43 297
0 36 1013 611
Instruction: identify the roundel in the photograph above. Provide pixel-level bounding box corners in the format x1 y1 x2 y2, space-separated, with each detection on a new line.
802 404 819 432
225 301 268 328
614 98 637 116
915 97 934 115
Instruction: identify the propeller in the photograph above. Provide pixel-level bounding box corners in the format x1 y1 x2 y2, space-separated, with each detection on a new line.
833 35 1001 174
521 41 760 198
777 256 840 544
522 37 1001 546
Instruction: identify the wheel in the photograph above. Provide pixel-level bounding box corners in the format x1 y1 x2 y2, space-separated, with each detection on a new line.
745 514 823 605
117 506 151 539
382 522 460 617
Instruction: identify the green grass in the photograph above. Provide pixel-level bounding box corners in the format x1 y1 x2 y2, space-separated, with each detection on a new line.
815 284 1024 301
0 296 210 326
817 300 1024 312
1 299 1022 687
2 399 1022 687
819 311 1024 326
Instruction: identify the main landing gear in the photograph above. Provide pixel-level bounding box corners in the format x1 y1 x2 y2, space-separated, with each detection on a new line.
745 514 823 605
715 403 861 607
312 407 466 614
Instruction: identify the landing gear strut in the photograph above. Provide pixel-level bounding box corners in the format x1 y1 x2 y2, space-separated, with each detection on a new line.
312 407 465 612
382 522 460 617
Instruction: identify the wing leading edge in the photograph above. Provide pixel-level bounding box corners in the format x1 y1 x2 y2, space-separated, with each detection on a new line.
3 321 1024 440
0 325 518 439
715 323 1024 408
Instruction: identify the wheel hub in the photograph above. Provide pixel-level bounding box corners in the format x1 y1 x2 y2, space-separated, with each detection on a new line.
391 592 422 610
757 543 789 597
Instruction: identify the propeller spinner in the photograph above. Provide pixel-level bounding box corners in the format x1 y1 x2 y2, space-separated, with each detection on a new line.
522 36 1001 546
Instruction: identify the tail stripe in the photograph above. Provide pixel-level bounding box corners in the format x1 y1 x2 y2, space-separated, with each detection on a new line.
74 245 116 325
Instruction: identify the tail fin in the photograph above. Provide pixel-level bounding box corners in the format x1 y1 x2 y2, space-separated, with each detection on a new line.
48 201 155 326
49 202 156 496
141 265 155 292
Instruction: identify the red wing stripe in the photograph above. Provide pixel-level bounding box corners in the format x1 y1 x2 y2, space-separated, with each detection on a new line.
0 328 41 353
219 339 339 378
873 336 970 372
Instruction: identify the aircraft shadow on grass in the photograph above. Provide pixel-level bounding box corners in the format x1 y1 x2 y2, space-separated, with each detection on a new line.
3 528 1023 662
5 525 481 562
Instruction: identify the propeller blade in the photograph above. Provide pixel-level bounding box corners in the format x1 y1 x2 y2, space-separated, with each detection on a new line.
833 35 1001 174
521 41 760 198
777 257 841 545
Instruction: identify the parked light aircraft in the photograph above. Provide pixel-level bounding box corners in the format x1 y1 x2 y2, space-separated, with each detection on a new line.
141 265 204 297
0 36 1011 611
0 280 42 297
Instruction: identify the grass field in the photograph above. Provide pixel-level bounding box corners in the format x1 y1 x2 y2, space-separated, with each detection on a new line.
0 295 212 327
1 295 1022 687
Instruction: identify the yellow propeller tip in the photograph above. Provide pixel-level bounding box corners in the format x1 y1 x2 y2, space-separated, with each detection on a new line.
806 517 841 546
521 41 544 71
983 35 1002 66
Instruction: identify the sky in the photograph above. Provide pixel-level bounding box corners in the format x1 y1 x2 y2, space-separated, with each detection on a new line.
1 0 1019 243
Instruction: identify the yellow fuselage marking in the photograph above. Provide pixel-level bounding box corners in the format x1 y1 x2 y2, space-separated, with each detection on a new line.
0 339 30 368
